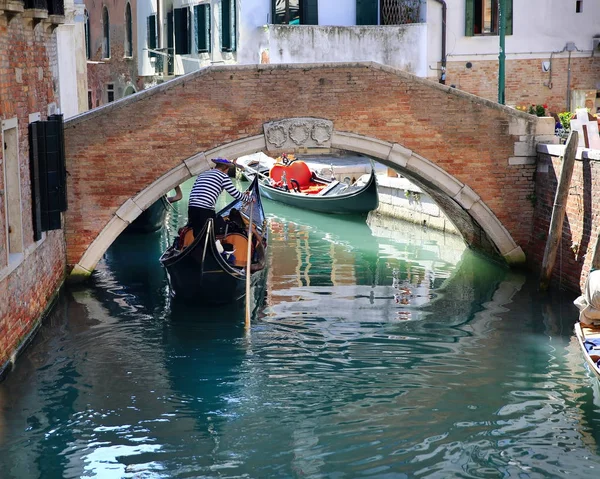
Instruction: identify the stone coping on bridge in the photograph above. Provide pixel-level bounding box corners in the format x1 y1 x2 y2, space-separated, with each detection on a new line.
537 143 600 160
64 61 540 129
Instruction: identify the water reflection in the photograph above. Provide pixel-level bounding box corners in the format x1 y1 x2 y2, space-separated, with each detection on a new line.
3 192 600 477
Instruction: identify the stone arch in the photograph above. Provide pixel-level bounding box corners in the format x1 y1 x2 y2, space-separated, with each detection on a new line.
69 130 523 279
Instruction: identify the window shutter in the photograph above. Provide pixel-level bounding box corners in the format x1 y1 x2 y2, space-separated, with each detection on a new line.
28 115 67 236
356 0 377 25
148 14 157 58
29 122 45 241
505 0 513 35
465 0 474 36
221 0 236 52
174 7 190 54
195 4 211 53
167 10 174 74
302 0 318 25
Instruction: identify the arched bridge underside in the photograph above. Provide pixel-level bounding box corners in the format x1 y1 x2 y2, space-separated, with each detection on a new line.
64 62 553 279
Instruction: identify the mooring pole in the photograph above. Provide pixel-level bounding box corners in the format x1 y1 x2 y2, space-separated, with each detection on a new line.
539 130 579 291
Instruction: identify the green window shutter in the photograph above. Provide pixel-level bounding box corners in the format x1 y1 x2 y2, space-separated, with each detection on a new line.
302 0 318 25
167 10 174 74
221 0 236 52
174 7 190 54
356 0 377 25
29 121 45 240
148 14 157 57
506 0 513 35
195 4 211 53
465 0 474 36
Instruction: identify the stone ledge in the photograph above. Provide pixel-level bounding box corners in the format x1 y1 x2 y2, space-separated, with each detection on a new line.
537 143 600 161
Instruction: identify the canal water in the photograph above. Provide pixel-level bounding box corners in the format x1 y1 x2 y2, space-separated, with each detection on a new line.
1 179 600 478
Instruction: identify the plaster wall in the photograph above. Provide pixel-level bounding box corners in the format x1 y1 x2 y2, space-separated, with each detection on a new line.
137 0 156 78
260 24 428 76
442 0 600 61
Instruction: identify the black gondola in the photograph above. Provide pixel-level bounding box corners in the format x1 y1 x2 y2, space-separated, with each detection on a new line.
124 196 170 234
159 177 268 304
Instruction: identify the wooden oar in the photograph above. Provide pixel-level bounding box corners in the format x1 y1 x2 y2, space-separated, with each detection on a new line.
245 199 254 328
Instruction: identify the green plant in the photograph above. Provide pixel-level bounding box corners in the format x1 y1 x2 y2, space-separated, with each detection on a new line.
558 111 573 129
526 193 537 207
526 104 548 117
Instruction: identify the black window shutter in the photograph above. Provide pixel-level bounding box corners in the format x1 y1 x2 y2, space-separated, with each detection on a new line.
28 115 67 237
195 4 211 53
29 122 45 241
302 0 318 25
174 8 190 54
506 0 513 35
221 0 236 52
356 0 376 25
167 10 174 74
45 115 67 230
148 14 157 58
465 0 474 36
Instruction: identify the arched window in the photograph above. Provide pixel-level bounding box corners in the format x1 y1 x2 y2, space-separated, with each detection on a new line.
125 3 133 57
102 6 110 58
84 9 91 59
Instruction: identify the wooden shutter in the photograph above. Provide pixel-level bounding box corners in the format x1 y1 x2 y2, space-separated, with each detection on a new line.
167 10 174 74
465 0 475 36
28 122 45 241
195 4 211 53
302 0 318 25
148 14 157 58
28 115 67 236
506 0 513 35
221 0 236 52
174 7 190 54
356 0 377 25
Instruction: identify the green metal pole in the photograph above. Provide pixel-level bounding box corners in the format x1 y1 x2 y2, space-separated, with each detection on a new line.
498 0 506 104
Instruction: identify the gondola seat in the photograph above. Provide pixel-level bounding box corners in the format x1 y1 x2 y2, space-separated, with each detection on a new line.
269 161 327 194
222 233 249 267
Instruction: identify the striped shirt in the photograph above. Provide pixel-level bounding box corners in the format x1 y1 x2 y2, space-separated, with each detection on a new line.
188 168 244 210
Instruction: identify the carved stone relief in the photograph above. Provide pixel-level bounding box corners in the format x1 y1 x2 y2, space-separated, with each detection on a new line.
263 118 334 151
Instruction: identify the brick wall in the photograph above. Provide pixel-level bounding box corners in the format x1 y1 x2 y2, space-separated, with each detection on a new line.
530 151 600 293
446 57 600 113
64 63 540 270
0 17 66 375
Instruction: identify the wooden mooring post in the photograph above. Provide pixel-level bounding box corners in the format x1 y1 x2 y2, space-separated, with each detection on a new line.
539 130 579 291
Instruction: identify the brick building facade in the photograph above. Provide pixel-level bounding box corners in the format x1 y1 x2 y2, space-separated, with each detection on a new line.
0 3 68 379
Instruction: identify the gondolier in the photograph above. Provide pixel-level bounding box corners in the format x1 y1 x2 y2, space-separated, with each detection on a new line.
188 158 250 235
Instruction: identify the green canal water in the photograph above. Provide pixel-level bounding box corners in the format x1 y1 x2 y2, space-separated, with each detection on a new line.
1 180 600 478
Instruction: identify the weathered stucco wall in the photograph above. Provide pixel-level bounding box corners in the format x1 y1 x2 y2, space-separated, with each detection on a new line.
260 24 428 77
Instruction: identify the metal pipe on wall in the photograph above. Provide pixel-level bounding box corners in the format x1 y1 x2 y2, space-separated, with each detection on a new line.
432 0 447 84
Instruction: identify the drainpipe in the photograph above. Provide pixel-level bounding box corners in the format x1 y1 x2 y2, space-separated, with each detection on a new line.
432 0 447 84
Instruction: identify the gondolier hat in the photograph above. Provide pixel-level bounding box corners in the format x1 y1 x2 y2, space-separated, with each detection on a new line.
212 157 232 165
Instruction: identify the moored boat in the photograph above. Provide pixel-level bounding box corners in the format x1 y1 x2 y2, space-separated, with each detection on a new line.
574 270 600 380
159 177 267 304
239 156 379 215
125 196 170 234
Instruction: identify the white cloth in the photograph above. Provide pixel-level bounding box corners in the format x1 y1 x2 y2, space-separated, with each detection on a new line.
574 270 600 325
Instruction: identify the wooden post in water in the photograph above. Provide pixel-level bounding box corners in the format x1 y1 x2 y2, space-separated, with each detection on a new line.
245 201 254 328
539 130 579 291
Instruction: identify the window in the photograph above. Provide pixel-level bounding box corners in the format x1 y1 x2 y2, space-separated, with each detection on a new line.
102 6 110 58
147 14 157 58
465 0 512 36
273 0 318 25
87 90 92 110
84 9 91 59
221 0 236 52
174 7 191 55
576 1 583 13
107 83 114 103
194 3 211 53
125 3 133 57
2 118 23 264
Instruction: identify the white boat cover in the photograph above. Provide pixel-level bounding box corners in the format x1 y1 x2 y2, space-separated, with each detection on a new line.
574 269 600 325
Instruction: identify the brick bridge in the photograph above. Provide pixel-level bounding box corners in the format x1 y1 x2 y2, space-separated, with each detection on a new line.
64 62 555 279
